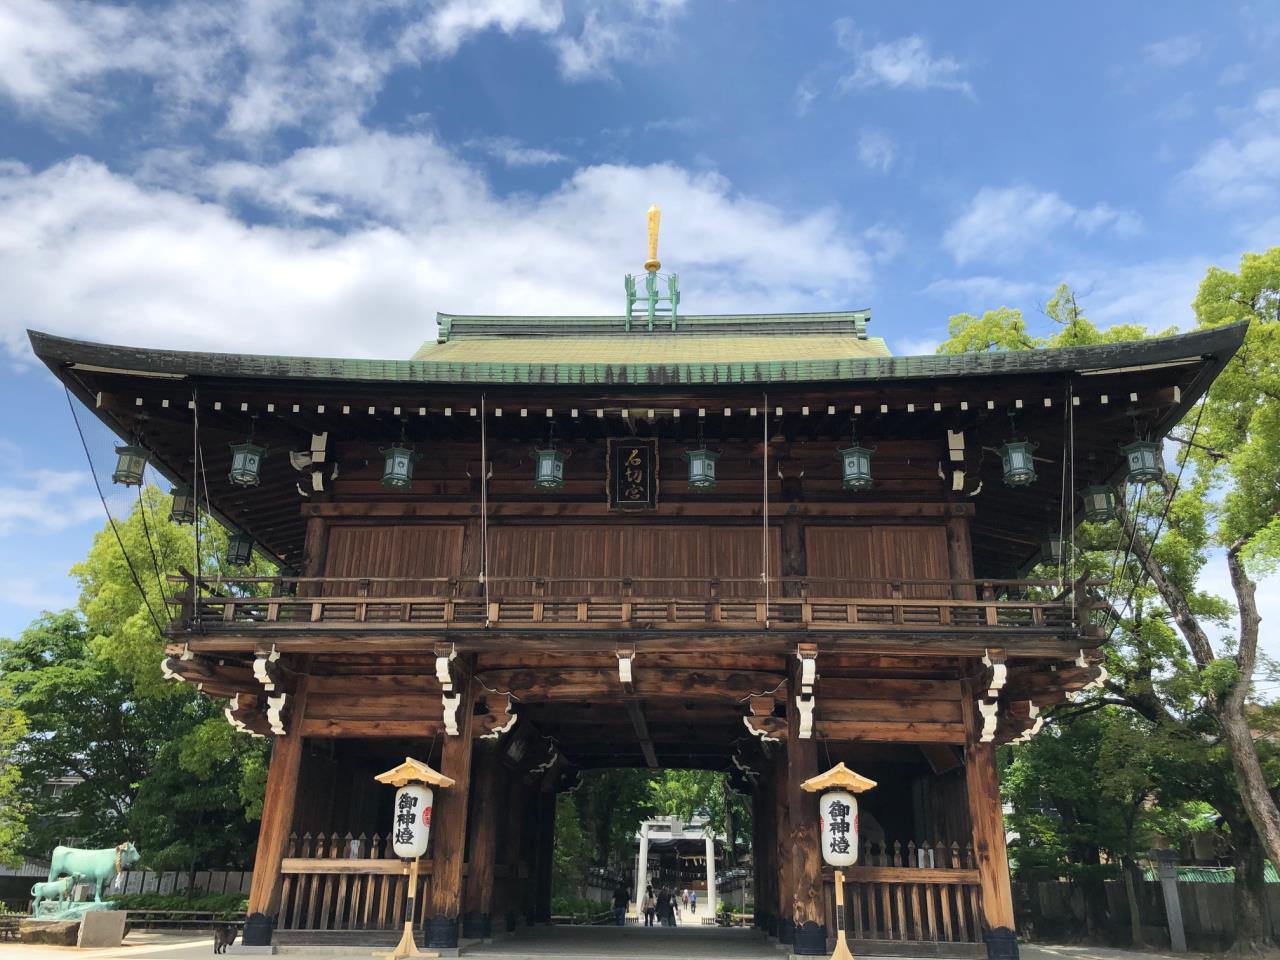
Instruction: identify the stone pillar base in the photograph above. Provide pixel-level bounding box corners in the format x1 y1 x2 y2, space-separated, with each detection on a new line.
791 921 825 956
985 927 1019 960
426 915 458 948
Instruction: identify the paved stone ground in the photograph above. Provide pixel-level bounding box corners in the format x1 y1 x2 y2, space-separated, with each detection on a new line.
469 925 779 958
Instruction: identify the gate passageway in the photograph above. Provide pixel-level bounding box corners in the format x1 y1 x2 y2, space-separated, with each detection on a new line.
467 925 778 958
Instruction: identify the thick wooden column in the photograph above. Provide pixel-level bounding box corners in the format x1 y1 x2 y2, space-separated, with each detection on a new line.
494 766 524 934
532 786 556 924
751 780 767 933
244 671 310 942
965 682 1018 959
786 657 825 956
425 668 477 948
947 514 977 600
772 749 792 944
462 744 504 939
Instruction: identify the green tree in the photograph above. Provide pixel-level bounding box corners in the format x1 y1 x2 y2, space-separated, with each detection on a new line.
0 701 28 867
942 263 1280 949
0 488 271 867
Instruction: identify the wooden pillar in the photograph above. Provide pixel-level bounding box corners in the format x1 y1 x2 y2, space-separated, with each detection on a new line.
751 781 767 933
462 744 504 940
532 786 556 924
425 668 477 949
299 514 328 596
773 749 792 944
780 515 806 598
244 671 310 943
965 682 1018 959
494 766 523 934
947 514 977 600
786 657 825 956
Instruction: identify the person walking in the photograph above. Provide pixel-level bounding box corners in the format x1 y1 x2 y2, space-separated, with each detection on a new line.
690 889 697 915
612 883 628 927
656 888 671 927
681 888 690 912
642 886 656 927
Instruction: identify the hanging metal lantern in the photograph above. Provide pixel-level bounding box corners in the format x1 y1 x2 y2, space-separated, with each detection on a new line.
380 445 421 491
226 532 254 567
682 447 720 491
998 440 1038 487
169 485 196 524
112 445 147 486
836 445 874 491
228 440 265 487
1121 440 1162 484
1038 533 1065 567
1080 484 1117 523
534 444 567 490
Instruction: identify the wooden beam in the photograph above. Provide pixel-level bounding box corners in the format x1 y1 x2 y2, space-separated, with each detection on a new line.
462 745 505 939
625 701 659 769
786 656 825 955
245 669 310 935
424 666 477 949
963 681 1017 947
475 667 786 701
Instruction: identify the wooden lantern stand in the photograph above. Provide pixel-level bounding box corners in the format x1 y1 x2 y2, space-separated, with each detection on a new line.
374 757 456 960
801 763 878 960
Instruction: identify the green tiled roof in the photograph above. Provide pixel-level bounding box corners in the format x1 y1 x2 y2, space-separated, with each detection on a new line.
27 322 1248 389
1143 864 1279 883
431 310 873 343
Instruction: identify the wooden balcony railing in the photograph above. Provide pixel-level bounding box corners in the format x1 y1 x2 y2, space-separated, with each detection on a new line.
167 574 1104 640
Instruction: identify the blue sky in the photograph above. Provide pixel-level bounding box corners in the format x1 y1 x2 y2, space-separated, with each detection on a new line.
0 0 1277 643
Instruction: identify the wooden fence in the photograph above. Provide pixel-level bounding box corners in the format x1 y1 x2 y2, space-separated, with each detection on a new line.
1019 878 1280 948
828 841 983 946
278 832 428 932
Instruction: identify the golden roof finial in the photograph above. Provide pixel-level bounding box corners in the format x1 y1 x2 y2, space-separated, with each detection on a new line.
644 204 661 273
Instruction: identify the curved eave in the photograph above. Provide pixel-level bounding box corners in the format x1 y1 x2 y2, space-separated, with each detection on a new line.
27 322 1249 389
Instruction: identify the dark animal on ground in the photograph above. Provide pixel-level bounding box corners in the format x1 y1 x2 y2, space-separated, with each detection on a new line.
213 924 237 954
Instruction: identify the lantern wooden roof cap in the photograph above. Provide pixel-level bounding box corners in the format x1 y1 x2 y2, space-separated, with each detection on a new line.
374 756 455 788
801 762 877 794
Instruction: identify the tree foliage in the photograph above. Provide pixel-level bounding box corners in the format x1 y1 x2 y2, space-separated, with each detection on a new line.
0 487 270 868
942 257 1280 948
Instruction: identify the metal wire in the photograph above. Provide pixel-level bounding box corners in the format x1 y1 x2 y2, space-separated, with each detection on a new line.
64 386 167 637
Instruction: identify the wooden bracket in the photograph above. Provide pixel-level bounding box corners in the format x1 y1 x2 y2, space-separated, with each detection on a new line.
266 692 290 736
743 692 786 742
979 648 1007 700
616 645 635 694
442 691 461 736
476 695 518 740
435 643 458 692
1001 700 1043 744
253 644 283 692
796 643 818 740
976 698 999 743
224 693 271 738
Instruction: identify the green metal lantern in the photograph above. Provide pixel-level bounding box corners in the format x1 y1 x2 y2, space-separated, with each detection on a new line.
380 445 421 491
534 444 567 490
1121 440 1162 484
112 445 147 486
836 444 874 491
228 440 265 487
226 532 254 567
682 447 720 491
999 440 1038 487
169 485 196 524
1038 533 1065 567
1080 484 1117 523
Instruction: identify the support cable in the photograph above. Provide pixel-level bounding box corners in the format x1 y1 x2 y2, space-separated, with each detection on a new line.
64 386 167 637
481 394 490 624
762 394 769 628
192 387 201 621
1105 398 1206 645
137 478 168 602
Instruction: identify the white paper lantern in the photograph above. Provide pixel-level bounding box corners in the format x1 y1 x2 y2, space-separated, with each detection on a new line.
391 784 434 859
818 790 858 867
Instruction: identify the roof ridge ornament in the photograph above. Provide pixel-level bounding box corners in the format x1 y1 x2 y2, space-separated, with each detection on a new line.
644 203 662 273
625 204 680 332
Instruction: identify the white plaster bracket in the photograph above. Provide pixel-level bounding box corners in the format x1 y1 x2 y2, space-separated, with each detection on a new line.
436 644 458 692
981 649 1008 699
267 693 289 736
978 698 999 743
442 692 461 736
253 644 281 691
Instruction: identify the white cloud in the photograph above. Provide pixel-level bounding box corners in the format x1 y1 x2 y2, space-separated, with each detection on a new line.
834 19 971 96
0 468 100 536
1180 86 1280 208
0 0 688 135
924 275 1040 306
942 185 1142 266
0 135 878 365
468 136 569 167
892 336 942 356
1142 35 1202 69
856 128 896 172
